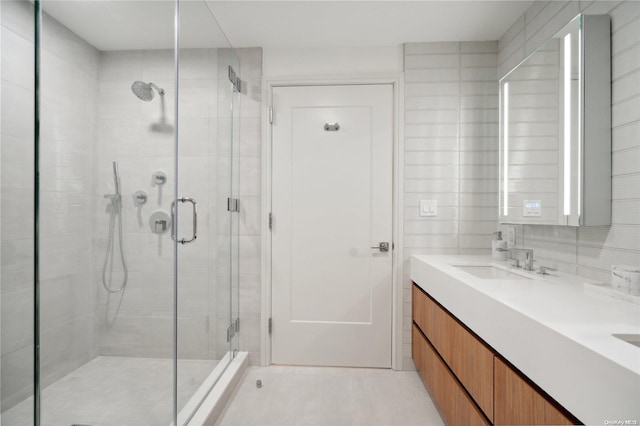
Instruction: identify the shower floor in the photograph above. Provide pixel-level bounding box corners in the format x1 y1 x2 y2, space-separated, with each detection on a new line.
2 356 218 426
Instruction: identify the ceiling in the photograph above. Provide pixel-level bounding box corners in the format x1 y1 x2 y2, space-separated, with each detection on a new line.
42 0 534 51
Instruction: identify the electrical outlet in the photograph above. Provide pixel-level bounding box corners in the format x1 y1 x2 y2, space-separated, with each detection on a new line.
505 226 516 247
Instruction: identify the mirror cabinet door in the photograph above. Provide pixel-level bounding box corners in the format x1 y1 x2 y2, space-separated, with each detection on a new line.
499 14 611 227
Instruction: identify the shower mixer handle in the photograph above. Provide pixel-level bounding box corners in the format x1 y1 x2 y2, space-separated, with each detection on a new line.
171 197 198 244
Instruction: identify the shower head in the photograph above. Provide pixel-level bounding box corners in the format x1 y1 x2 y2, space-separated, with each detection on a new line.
131 81 165 102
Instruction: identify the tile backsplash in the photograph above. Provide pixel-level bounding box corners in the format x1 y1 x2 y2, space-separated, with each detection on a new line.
403 41 499 369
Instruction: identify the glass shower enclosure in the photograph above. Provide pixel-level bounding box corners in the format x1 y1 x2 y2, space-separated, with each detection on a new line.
0 0 241 424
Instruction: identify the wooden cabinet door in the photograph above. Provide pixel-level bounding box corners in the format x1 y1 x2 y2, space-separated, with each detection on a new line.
414 285 494 421
413 325 489 426
412 285 426 333
448 315 494 422
494 357 575 425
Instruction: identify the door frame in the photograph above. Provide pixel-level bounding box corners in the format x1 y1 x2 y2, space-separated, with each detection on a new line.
260 75 405 369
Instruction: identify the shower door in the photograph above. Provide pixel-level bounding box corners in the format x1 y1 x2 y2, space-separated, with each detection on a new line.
175 2 241 423
0 0 240 425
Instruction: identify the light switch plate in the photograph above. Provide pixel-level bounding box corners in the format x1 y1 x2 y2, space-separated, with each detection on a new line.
419 200 437 217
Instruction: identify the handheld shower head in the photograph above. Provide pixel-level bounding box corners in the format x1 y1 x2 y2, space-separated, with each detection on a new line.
112 161 121 196
131 81 165 102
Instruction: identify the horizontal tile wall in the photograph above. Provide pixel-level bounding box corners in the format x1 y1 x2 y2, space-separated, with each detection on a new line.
498 0 640 281
403 41 498 369
95 49 233 360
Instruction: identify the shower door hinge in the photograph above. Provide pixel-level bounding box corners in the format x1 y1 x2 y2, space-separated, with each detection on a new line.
226 324 233 342
268 213 273 230
227 319 239 343
228 65 242 93
268 106 273 125
227 197 239 212
268 317 273 335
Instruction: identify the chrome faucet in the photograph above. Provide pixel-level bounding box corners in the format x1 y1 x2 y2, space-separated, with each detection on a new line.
497 247 535 271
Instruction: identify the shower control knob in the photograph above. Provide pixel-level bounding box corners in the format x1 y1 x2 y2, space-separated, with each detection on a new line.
134 190 148 205
154 219 167 232
149 210 171 234
153 170 167 186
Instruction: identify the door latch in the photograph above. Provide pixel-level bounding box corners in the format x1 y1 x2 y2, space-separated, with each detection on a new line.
371 242 390 252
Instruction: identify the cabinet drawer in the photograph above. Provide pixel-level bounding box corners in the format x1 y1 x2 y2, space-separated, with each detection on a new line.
494 357 576 425
413 284 494 421
413 324 489 426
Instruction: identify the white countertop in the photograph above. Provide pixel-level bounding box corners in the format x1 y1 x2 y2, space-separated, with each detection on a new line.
410 255 640 425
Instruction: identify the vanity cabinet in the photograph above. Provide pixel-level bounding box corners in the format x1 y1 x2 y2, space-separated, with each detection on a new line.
412 283 578 425
494 357 574 425
412 324 489 426
412 285 494 420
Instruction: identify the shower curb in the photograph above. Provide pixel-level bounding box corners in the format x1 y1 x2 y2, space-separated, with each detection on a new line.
184 352 249 425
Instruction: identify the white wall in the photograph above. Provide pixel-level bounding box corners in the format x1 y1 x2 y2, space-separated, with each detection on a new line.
402 41 499 369
263 46 403 77
498 0 640 281
1 0 100 410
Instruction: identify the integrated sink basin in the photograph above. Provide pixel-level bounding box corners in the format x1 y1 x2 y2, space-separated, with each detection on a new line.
453 265 531 280
612 334 640 348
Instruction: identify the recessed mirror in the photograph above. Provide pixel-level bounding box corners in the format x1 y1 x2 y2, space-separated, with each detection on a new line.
499 14 611 226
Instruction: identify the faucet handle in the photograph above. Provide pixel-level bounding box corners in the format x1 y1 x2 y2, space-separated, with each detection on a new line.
510 258 520 268
537 265 557 275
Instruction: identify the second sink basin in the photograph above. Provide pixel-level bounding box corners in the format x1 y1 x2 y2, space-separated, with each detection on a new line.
453 265 531 280
612 334 640 348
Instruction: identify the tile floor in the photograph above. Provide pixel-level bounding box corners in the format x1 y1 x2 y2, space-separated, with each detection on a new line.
216 366 444 426
2 356 218 426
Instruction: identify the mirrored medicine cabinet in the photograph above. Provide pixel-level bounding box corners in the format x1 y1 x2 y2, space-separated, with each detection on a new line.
499 14 611 226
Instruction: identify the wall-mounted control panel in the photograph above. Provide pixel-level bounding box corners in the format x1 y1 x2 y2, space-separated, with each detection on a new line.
523 200 542 217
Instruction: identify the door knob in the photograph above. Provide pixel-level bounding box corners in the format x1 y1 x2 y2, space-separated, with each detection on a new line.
371 242 390 252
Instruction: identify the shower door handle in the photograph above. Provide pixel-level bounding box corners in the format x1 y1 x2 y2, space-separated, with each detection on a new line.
171 197 198 244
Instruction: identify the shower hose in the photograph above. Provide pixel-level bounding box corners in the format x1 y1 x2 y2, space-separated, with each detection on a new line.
101 196 128 293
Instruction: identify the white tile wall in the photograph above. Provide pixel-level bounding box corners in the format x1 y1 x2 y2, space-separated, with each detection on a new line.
498 0 640 281
94 49 241 361
236 48 263 367
1 1 99 410
403 41 498 368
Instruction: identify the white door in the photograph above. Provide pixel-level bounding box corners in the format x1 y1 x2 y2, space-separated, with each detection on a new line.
271 84 393 368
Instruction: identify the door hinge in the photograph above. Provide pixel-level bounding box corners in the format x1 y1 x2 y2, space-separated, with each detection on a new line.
268 317 273 335
227 197 239 212
268 106 273 125
227 318 240 342
268 212 273 231
226 324 233 342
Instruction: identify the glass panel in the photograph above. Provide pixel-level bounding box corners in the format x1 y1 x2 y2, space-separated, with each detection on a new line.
230 52 241 356
1 1 36 424
36 1 176 424
176 1 239 422
0 1 241 423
